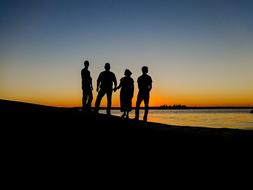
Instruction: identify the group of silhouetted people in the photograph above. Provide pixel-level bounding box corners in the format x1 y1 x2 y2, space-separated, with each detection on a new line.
81 61 152 121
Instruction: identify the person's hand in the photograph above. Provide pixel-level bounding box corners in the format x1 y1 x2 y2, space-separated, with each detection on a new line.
113 87 117 92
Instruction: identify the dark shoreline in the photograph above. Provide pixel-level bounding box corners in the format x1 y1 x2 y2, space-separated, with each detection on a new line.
1 99 253 145
76 106 253 110
2 99 252 110
2 98 253 172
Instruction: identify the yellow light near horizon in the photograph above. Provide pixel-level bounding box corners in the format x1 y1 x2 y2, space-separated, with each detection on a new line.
2 93 253 108
1 86 252 107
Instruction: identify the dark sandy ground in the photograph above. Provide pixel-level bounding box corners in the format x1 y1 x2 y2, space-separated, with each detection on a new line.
1 99 252 148
1 99 253 184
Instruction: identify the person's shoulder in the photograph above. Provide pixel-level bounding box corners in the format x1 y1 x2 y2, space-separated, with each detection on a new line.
98 71 105 78
110 71 116 75
100 71 106 75
147 74 152 81
81 68 87 76
110 71 116 78
82 68 89 72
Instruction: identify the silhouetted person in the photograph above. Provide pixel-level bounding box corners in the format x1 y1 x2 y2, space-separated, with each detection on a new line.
114 69 134 119
135 66 152 121
81 60 93 111
94 63 117 115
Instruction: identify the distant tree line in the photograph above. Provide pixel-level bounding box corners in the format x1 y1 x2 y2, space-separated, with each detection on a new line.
160 104 187 109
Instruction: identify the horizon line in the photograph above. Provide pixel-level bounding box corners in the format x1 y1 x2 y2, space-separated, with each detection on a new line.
1 99 253 109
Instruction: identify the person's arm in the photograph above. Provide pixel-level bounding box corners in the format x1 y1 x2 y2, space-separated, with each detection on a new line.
113 74 117 91
149 77 152 91
90 78 93 90
96 74 101 92
130 79 134 98
114 80 122 92
81 69 84 81
88 71 93 90
137 77 140 90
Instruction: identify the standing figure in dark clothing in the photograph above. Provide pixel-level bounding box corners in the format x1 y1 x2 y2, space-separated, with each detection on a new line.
114 69 134 119
135 66 152 121
81 60 93 111
94 63 117 115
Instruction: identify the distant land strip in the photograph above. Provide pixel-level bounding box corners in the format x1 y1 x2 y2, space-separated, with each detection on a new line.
74 106 253 110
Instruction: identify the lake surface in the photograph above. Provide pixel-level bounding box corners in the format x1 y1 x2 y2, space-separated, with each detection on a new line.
106 109 253 130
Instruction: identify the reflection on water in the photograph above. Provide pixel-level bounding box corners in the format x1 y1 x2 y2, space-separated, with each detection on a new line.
108 109 253 130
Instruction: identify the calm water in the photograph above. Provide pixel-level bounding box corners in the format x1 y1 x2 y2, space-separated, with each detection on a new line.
107 109 253 130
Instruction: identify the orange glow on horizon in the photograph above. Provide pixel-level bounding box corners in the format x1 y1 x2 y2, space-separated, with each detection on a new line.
2 92 252 108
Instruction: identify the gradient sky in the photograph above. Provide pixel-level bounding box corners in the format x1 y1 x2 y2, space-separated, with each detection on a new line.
1 0 253 107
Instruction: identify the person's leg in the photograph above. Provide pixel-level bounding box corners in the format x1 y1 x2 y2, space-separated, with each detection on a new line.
120 93 124 115
106 89 112 115
143 93 150 121
121 111 126 118
126 111 129 119
94 89 105 113
87 90 93 111
82 90 88 111
127 96 132 119
135 92 143 120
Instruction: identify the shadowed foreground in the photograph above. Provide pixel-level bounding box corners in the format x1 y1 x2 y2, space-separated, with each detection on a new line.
2 99 253 150
2 98 253 181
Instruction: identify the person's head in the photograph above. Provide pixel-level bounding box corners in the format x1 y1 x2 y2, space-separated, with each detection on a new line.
104 63 110 71
142 66 148 74
84 60 89 68
124 69 132 77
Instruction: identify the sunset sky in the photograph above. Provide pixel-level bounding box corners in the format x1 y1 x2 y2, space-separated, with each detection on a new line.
1 0 253 107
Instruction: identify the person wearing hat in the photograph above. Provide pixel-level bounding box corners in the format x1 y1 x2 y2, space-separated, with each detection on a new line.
135 66 152 121
114 69 134 119
94 63 117 115
81 60 93 112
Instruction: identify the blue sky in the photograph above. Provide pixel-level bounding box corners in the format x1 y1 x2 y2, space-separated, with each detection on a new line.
1 0 253 106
